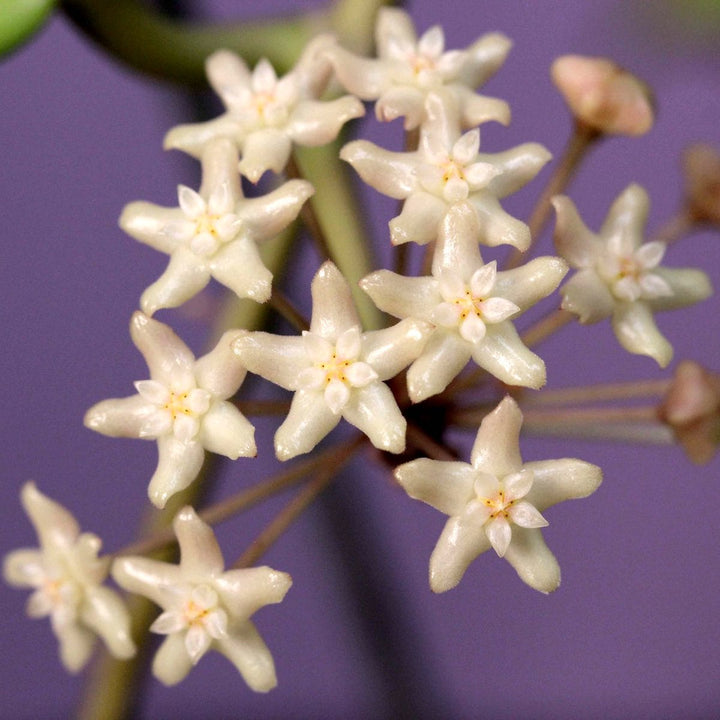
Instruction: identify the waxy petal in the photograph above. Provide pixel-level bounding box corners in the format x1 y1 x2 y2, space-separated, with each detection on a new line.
342 382 406 454
612 300 673 367
209 236 272 303
232 332 308 391
502 527 561 594
148 437 205 509
471 396 523 476
395 459 476 516
361 319 432 379
199 402 256 460
275 390 341 461
560 269 615 323
523 459 603 511
407 331 472 403
309 261 360 340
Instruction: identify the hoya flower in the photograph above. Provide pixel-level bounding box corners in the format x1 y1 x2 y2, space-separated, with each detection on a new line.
553 183 712 367
551 55 654 137
164 37 364 182
325 6 512 130
112 506 291 690
395 396 602 593
232 261 432 460
120 138 313 313
3 482 135 671
341 92 551 250
84 312 255 509
361 206 567 400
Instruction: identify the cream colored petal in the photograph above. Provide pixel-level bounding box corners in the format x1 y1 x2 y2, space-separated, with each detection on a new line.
503 527 561 593
456 88 511 128
611 300 672 367
432 203 484 276
429 503 492 593
470 396 523 476
560 269 614 323
485 143 552 199
57 621 95 673
148 437 205 509
390 192 447 246
217 623 278 692
376 7 418 57
360 270 438 321
275 390 340 461
209 236 272 303
83 395 156 439
494 256 568 311
361 319 432 380
340 140 418 198
3 548 44 587
140 248 211 316
20 482 80 549
152 633 194 686
324 44 391 98
173 507 226 577
309 261 360 340
232 331 307 391
163 115 244 158
288 96 364 145
342 383 406 453
193 331 247 399
375 86 425 129
471 322 546 389
648 267 712 312
238 179 314 243
199 402 256 460
206 49 251 101
80 586 135 659
601 183 649 241
111 556 184 608
469 193 530 251
395 458 476 515
130 311 196 387
456 31 512 88
523 458 602 511
407 330 472 403
119 202 184 254
238 129 292 183
552 195 605 269
215 567 292 619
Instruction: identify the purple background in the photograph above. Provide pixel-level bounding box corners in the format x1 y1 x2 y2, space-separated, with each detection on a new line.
2 1 720 718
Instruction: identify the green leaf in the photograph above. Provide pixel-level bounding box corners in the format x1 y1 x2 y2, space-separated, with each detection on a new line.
0 0 56 58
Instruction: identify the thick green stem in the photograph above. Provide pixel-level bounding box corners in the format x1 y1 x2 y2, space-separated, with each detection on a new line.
59 0 390 84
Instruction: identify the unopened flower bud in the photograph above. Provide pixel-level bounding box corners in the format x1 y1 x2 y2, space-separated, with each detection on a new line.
551 55 654 136
682 143 720 225
658 360 720 464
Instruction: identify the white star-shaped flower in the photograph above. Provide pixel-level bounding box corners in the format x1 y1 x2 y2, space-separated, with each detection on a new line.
361 206 567 400
112 507 291 691
341 92 551 250
3 482 135 671
325 7 512 130
395 396 602 593
84 312 255 508
120 138 313 313
553 183 713 367
164 36 364 182
232 261 432 460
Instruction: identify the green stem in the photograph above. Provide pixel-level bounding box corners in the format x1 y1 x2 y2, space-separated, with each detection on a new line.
60 0 390 84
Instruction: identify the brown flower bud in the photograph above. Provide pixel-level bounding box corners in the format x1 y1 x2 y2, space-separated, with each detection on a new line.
657 360 720 464
682 143 720 225
551 55 654 136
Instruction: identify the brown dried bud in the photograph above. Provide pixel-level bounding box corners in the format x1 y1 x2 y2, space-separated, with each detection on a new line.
682 143 720 225
551 55 654 136
657 360 720 464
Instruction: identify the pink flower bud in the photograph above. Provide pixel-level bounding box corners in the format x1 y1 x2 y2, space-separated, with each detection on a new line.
551 55 654 136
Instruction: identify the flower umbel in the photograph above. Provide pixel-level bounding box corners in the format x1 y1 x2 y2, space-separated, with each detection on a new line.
84 312 255 508
3 483 135 671
112 507 291 690
395 397 602 593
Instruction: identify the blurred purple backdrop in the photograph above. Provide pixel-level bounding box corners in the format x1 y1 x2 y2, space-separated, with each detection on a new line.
2 1 720 718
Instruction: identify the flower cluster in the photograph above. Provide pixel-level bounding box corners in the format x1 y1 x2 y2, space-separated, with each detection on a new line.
4 4 716 708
